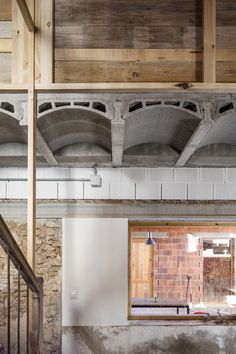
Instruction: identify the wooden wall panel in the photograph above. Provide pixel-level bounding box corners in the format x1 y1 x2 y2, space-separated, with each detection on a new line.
0 53 11 82
55 0 202 49
55 26 201 50
0 1 12 82
0 0 12 21
55 60 201 83
216 0 236 82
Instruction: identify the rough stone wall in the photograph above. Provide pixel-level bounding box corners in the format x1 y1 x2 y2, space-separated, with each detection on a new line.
0 219 62 354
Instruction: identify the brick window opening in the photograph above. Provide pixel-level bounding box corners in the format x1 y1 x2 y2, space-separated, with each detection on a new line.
129 224 236 319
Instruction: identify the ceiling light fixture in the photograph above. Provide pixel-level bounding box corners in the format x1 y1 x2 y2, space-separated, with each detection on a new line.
145 230 156 246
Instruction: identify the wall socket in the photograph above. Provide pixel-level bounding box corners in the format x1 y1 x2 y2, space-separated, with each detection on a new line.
70 290 79 299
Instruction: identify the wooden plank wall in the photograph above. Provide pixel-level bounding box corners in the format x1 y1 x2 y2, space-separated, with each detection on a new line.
216 0 236 83
0 0 12 82
54 0 236 83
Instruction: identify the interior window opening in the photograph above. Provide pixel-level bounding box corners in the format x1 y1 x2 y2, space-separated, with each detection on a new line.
129 225 236 318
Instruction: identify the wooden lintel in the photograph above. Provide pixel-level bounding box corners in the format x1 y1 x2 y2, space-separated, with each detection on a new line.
16 0 35 32
203 0 216 83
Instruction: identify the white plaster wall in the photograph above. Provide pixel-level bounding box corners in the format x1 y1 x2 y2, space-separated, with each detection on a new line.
0 167 236 200
62 218 128 326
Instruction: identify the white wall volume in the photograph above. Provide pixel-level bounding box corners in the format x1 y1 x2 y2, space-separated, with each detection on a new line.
1 167 236 200
62 218 128 326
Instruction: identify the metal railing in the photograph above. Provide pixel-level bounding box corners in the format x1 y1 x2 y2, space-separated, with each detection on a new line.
0 216 43 354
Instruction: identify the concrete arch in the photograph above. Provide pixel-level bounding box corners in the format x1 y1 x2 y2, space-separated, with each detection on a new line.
124 106 200 153
188 143 236 167
0 111 26 145
37 108 112 153
198 110 236 148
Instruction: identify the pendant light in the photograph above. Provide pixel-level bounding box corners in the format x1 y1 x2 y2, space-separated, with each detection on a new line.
145 230 156 245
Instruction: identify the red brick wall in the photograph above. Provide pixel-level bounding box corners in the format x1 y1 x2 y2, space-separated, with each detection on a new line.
132 225 236 305
153 227 203 304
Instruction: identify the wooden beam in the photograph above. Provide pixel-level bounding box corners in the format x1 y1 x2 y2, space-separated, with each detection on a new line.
16 0 35 32
203 0 216 83
1 82 236 94
35 82 236 93
26 1 36 353
27 1 36 269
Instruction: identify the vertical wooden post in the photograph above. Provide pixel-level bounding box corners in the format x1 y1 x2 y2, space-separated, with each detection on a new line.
27 0 36 273
35 0 54 83
26 1 36 353
203 0 216 83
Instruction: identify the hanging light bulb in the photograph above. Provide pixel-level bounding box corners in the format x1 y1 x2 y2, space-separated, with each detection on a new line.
145 231 156 246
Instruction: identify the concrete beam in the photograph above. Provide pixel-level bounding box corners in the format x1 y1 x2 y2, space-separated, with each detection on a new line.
22 125 58 166
111 101 125 166
36 129 58 166
175 103 215 167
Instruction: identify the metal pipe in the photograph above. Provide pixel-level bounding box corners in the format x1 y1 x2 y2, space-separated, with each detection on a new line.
0 178 90 182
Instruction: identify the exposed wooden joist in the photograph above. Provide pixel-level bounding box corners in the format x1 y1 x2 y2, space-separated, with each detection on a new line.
35 82 236 93
203 0 216 83
0 83 29 92
1 82 236 94
16 0 35 32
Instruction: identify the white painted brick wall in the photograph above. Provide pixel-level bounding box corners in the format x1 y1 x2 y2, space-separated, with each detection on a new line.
162 183 187 200
174 168 199 183
201 168 225 183
7 181 27 199
1 167 236 201
58 181 83 199
136 183 161 200
36 181 58 199
0 182 6 198
188 183 213 200
122 168 147 183
214 183 236 200
149 168 174 182
110 182 135 199
84 182 109 199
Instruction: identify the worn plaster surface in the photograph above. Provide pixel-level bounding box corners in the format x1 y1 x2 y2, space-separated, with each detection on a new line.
62 325 236 354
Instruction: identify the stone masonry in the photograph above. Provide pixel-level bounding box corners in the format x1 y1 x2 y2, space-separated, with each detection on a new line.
0 219 62 354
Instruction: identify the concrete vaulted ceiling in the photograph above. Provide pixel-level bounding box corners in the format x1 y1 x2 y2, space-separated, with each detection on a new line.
0 95 236 168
